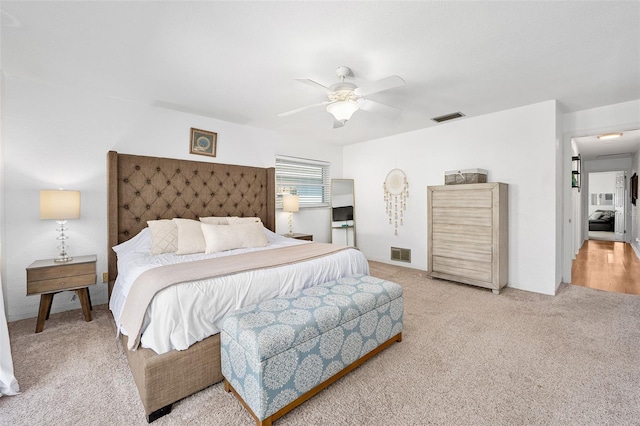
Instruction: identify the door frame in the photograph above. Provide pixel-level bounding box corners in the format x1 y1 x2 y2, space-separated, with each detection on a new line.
563 125 639 287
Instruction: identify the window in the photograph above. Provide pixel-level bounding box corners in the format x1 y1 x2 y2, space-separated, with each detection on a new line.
276 155 331 208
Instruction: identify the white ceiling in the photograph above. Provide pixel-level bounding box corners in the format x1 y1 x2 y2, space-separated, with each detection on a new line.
1 1 639 146
574 129 640 161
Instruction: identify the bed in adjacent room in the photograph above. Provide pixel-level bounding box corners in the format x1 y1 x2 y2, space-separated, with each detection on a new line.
106 151 369 422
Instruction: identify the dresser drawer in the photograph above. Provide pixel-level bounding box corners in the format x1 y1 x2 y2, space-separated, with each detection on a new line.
432 189 492 209
432 256 492 283
432 240 492 263
432 224 493 244
27 273 97 295
432 207 493 227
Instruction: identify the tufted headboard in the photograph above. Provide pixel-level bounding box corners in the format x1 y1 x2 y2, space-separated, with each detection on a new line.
107 151 275 297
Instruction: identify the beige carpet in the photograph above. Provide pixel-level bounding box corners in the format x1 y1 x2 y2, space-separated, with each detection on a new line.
2 261 640 425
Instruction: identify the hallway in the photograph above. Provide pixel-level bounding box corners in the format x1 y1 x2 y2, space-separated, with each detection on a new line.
572 240 640 295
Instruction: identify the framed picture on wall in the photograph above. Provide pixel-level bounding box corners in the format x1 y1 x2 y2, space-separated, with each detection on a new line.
190 128 217 157
631 173 638 206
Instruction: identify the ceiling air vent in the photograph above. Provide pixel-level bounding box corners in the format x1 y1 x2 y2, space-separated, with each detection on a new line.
431 111 465 123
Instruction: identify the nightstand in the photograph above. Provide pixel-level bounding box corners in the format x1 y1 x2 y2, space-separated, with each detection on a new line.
26 254 97 333
283 233 313 241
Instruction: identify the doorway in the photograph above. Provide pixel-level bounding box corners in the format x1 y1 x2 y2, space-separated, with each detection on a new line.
587 171 625 242
567 128 640 295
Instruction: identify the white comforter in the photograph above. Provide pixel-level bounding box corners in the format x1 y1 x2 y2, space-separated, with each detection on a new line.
109 228 369 354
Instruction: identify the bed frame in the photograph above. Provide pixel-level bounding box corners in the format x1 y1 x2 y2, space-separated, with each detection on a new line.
107 151 276 422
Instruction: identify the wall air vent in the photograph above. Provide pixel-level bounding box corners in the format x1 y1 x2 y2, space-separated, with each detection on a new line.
391 247 411 263
431 111 465 123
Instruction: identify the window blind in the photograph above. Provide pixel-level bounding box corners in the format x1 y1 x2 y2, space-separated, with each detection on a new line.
276 156 331 208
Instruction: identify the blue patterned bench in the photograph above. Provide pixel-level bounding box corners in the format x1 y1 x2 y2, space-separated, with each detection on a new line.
220 274 404 426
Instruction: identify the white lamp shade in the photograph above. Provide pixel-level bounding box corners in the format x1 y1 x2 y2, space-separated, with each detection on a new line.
326 100 359 122
282 194 299 213
40 190 81 220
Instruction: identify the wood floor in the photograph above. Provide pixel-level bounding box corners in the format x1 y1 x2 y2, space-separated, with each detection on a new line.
572 240 640 295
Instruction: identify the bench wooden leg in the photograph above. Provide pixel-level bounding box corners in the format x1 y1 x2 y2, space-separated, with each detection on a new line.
147 404 172 423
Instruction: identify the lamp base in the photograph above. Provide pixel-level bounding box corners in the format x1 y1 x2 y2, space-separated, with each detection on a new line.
288 212 294 235
54 220 73 263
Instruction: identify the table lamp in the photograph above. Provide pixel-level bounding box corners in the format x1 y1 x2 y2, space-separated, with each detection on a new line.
40 189 81 262
282 194 299 236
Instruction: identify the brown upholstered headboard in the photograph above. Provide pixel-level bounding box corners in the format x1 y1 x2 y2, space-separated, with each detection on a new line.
107 151 275 297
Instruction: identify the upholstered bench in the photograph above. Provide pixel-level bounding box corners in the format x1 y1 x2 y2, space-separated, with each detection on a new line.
220 274 404 426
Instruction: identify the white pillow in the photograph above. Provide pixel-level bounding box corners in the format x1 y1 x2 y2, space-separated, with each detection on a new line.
174 218 206 254
147 220 178 255
199 216 230 225
226 216 262 225
201 222 268 254
112 227 152 256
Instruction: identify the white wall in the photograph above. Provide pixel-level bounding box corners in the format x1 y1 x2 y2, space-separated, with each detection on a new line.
562 99 640 280
587 171 617 215
1 76 343 321
344 100 560 295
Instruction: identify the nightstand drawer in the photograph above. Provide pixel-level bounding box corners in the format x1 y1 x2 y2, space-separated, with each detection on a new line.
27 262 95 282
27 273 97 295
282 233 313 241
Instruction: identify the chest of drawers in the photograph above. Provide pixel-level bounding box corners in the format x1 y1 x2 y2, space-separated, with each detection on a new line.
427 183 508 294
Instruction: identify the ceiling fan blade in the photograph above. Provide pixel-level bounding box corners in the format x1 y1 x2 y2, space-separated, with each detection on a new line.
354 75 405 97
296 78 335 94
357 99 402 117
278 101 330 117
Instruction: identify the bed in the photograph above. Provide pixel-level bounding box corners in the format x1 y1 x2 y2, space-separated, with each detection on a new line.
106 151 369 422
588 209 615 232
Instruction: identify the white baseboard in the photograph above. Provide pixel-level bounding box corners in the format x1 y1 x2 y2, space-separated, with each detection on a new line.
632 242 640 260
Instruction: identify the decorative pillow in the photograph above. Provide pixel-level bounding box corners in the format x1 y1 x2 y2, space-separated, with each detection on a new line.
201 222 268 254
589 211 603 220
174 218 206 254
199 216 230 225
147 220 178 255
226 216 262 225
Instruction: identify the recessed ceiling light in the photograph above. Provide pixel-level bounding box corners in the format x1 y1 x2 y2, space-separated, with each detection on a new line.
597 132 623 140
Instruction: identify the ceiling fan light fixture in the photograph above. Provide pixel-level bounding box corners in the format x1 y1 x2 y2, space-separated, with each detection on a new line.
597 132 623 140
326 100 359 122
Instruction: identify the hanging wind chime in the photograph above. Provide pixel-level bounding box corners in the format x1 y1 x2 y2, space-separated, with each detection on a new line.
383 169 409 235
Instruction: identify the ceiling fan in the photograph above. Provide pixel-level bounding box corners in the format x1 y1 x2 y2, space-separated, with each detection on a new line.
279 66 406 128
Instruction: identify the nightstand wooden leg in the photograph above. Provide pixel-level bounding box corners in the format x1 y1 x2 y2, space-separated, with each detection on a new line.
87 289 93 311
36 293 54 333
77 288 92 322
45 293 54 320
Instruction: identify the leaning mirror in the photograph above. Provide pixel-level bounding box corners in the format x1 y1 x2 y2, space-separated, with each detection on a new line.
331 179 356 247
